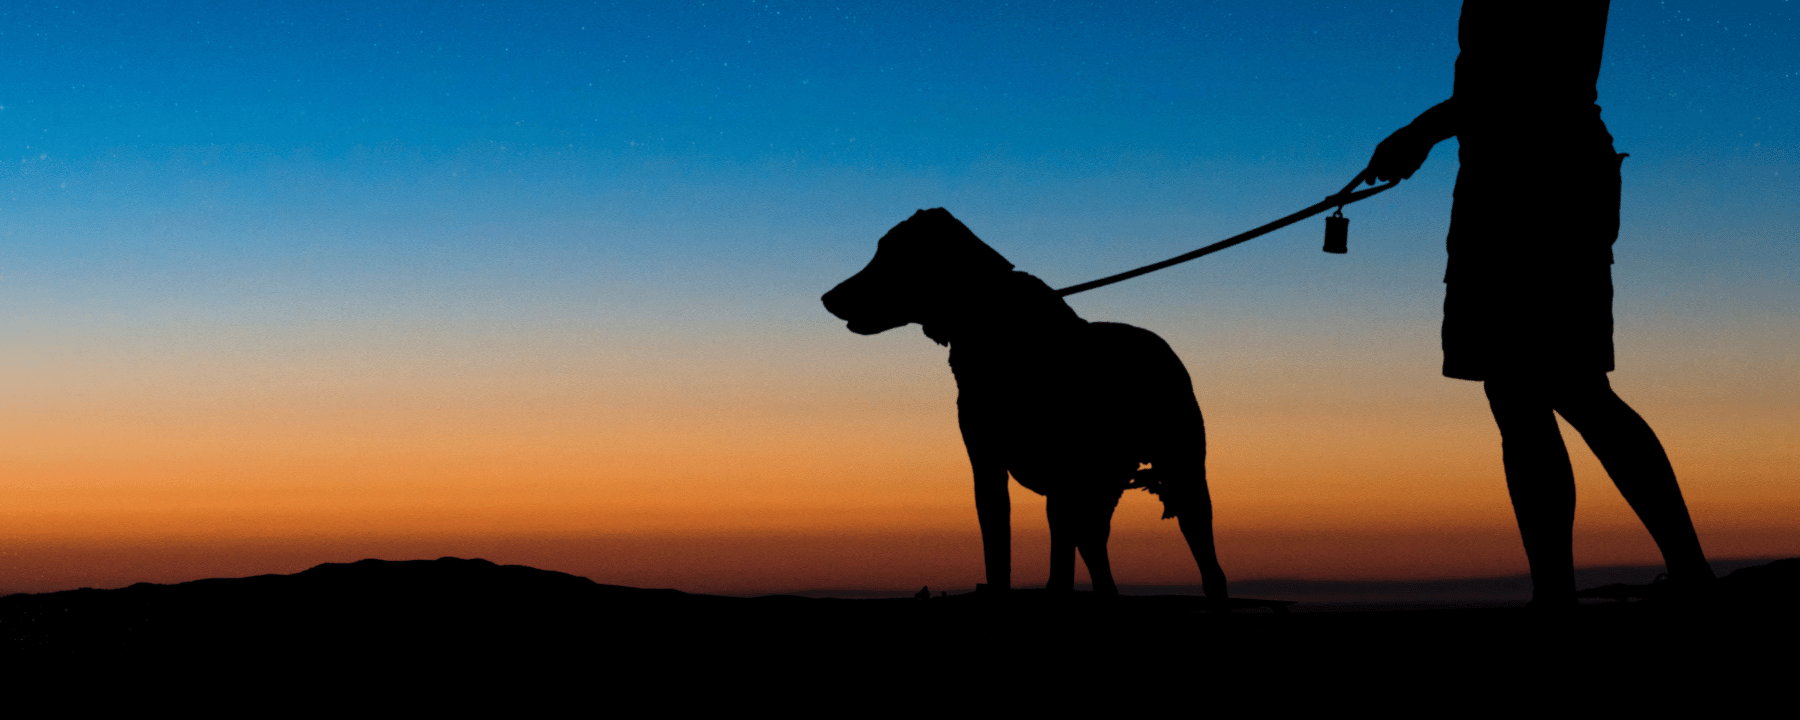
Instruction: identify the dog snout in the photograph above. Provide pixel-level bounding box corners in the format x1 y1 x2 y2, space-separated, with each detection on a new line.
822 279 855 321
823 271 908 335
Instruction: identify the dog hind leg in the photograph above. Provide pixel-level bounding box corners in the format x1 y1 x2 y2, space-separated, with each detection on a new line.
1173 482 1229 606
1049 489 1123 595
1046 493 1079 592
1077 518 1119 597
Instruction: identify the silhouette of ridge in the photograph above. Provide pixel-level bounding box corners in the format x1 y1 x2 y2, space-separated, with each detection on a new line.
1577 557 1800 603
1 557 749 656
7 557 1797 666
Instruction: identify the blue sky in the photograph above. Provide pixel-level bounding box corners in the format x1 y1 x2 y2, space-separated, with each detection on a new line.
7 1 1790 309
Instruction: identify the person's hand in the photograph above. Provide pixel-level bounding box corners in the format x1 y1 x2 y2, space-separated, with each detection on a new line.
1364 125 1433 185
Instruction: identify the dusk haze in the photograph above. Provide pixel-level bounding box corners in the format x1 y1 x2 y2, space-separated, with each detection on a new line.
4 1 1794 600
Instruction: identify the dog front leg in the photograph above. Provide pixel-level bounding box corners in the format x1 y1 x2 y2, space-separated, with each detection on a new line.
971 459 1011 593
961 409 1011 593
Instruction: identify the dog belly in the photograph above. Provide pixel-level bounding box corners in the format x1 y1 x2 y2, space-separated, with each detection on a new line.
1002 438 1139 497
980 390 1172 497
951 321 1203 498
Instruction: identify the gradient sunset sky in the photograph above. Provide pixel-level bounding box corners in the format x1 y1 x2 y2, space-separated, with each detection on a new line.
4 1 1795 596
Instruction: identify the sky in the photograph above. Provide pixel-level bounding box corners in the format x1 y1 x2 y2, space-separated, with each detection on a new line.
3 0 1795 597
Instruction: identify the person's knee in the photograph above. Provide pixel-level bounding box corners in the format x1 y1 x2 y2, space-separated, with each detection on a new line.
1547 373 1627 423
1484 376 1556 428
1488 372 1616 414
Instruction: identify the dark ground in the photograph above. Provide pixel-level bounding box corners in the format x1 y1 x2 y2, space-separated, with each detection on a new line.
5 556 1795 691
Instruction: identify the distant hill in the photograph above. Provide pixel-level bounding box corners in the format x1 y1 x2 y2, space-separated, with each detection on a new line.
5 556 1795 665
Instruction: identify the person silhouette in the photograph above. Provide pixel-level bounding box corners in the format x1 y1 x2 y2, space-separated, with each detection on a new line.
1359 0 1715 605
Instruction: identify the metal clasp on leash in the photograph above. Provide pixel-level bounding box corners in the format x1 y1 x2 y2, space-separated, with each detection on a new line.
1321 168 1376 255
1323 207 1349 254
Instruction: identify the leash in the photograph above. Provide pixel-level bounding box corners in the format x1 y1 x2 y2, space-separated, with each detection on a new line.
1055 173 1398 297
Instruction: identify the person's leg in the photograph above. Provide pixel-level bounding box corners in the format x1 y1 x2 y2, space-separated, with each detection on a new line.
1485 377 1578 604
1552 375 1716 584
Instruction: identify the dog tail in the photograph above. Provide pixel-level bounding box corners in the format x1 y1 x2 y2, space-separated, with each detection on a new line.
1125 463 1200 520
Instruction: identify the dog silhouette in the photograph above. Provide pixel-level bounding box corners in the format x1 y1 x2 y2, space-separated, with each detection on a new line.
823 208 1227 601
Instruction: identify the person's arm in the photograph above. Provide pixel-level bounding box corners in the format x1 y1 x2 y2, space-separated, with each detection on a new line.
1363 98 1459 185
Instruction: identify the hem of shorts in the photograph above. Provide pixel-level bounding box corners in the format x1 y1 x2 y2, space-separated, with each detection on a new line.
1443 365 1615 382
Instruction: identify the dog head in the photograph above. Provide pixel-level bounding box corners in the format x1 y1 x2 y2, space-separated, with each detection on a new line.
822 208 1015 337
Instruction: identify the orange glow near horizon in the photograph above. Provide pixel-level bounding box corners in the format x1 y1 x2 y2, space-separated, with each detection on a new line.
6 339 1793 597
7 388 1792 597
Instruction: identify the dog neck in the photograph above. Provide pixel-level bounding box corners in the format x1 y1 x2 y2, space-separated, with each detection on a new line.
926 271 1086 350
